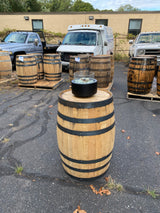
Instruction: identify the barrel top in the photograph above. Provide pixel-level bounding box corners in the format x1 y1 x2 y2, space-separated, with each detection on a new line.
59 89 111 104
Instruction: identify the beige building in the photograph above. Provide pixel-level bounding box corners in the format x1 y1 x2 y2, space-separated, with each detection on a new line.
0 11 160 35
1 11 160 55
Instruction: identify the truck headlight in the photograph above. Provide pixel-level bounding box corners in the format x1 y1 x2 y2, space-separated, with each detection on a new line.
137 49 145 56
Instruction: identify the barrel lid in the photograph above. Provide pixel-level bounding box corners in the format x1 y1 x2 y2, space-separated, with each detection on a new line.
58 89 113 108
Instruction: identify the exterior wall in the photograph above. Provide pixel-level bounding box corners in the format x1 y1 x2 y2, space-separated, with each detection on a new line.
0 12 160 34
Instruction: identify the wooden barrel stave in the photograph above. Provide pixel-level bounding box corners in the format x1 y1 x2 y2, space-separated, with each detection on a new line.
128 57 156 94
0 51 12 79
16 55 37 84
43 54 62 81
57 89 115 179
89 55 112 88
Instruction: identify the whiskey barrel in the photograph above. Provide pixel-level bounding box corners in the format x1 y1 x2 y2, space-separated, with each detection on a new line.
89 55 111 88
69 55 90 81
16 55 37 84
28 53 43 79
0 51 12 79
43 54 62 81
57 89 115 179
157 66 160 96
128 57 156 94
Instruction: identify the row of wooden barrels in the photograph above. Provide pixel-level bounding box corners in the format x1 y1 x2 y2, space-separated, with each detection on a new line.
69 54 114 88
128 55 160 96
0 51 114 88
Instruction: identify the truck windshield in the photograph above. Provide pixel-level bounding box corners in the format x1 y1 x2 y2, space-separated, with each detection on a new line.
62 32 96 45
137 33 160 44
4 33 27 43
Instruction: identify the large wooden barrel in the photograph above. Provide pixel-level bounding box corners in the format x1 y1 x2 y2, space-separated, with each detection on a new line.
28 53 44 79
157 66 160 96
43 54 62 81
89 55 112 88
16 55 38 84
69 55 90 81
0 51 12 79
128 57 156 94
57 89 115 179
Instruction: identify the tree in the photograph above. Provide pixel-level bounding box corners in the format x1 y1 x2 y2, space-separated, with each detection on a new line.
50 0 73 12
117 4 140 12
25 0 41 12
71 0 95 12
0 0 26 12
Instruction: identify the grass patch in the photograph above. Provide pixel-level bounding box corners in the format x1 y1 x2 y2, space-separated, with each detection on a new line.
147 188 159 199
105 176 124 192
15 165 23 175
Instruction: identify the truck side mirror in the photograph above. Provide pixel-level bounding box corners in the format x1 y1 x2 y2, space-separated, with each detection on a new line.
34 39 38 46
104 41 108 46
58 40 62 45
129 40 133 44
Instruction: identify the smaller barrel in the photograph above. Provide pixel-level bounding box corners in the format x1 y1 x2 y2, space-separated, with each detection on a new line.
69 54 90 81
0 51 12 79
157 66 160 96
28 53 44 79
128 57 156 94
43 54 62 81
16 55 37 84
89 55 112 88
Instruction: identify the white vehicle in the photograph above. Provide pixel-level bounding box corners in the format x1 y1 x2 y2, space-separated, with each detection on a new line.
129 32 160 64
57 24 114 70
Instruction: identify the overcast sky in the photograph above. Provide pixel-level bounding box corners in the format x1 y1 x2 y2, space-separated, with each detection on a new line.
83 0 160 11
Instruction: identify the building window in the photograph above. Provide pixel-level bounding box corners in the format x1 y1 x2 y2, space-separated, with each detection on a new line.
128 19 142 36
32 19 43 31
95 19 108 26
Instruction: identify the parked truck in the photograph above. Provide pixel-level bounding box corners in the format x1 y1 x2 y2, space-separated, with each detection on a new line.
0 31 59 69
56 24 114 70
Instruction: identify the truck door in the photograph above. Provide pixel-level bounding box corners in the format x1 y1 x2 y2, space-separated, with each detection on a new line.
27 34 42 53
97 32 103 55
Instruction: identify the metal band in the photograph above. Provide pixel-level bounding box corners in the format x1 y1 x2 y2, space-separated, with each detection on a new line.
128 67 155 71
58 96 113 109
18 78 37 82
0 70 12 72
57 121 115 136
18 74 37 78
90 61 110 64
44 72 61 76
59 150 112 164
61 158 111 173
90 68 111 72
0 60 11 62
58 110 114 123
128 81 152 85
19 81 37 84
43 61 61 65
16 63 37 67
16 55 36 59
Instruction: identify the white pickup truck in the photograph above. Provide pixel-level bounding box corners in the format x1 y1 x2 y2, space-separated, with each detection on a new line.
129 31 160 64
57 24 114 70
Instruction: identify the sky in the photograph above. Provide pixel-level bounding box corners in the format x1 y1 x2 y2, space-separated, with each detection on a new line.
83 0 160 11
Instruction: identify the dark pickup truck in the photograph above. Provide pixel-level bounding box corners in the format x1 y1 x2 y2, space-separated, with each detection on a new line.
0 30 59 69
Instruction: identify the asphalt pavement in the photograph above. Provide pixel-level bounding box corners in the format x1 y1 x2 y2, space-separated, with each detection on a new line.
0 62 160 213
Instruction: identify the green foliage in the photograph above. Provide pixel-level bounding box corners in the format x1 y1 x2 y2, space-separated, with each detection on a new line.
15 165 23 175
71 0 95 12
25 0 41 12
49 0 73 12
127 33 136 40
0 0 26 12
117 4 140 12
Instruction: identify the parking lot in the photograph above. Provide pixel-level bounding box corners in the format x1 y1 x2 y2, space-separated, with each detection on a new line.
0 62 160 213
